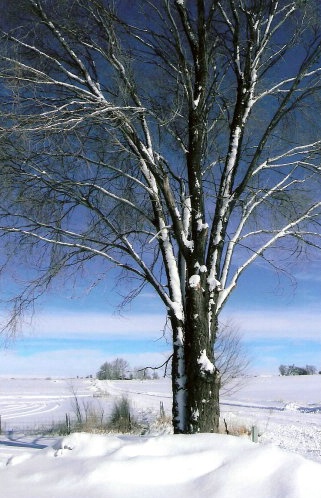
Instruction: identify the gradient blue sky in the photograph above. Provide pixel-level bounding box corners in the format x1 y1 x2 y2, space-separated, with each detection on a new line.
0 255 320 378
1 3 320 379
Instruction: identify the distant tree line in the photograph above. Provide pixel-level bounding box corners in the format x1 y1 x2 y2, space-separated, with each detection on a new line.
279 364 318 376
96 358 159 381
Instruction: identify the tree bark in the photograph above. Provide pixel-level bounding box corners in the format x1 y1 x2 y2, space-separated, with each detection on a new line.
171 285 220 434
171 318 187 434
185 287 220 433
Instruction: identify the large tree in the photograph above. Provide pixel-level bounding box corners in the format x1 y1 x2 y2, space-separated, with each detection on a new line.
1 0 321 433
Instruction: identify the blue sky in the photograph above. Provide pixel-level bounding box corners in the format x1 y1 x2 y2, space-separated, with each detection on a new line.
0 256 320 378
0 2 320 380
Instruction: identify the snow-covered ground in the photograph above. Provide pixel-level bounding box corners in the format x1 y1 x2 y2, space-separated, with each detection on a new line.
221 375 321 463
0 378 92 427
0 375 321 497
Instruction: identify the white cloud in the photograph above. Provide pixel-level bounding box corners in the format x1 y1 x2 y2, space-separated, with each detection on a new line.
222 307 321 341
3 304 320 378
0 348 170 378
20 311 167 341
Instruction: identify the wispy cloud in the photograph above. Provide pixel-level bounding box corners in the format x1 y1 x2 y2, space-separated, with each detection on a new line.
23 311 167 341
0 348 170 378
223 307 321 341
2 303 320 378
294 269 321 284
26 305 321 344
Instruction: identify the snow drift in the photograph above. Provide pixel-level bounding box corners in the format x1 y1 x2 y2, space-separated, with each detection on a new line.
2 432 321 498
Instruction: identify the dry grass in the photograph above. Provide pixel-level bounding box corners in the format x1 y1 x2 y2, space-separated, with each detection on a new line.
219 417 251 437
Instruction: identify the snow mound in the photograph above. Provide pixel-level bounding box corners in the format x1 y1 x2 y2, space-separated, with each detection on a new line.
1 433 321 498
283 402 321 414
284 402 301 411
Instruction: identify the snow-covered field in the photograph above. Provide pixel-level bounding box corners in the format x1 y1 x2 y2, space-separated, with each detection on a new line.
1 375 321 497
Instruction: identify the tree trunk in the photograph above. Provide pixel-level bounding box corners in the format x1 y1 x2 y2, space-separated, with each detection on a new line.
185 344 220 433
171 319 187 434
171 288 220 434
186 286 220 433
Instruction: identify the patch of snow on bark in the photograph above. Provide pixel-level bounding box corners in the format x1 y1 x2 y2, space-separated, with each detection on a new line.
189 275 200 288
197 350 215 374
196 218 209 231
193 95 200 109
192 409 199 421
171 301 184 322
181 232 194 251
213 233 221 245
194 262 206 272
174 326 184 347
207 276 221 291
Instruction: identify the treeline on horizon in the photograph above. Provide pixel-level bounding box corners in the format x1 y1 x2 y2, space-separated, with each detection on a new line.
96 358 159 381
279 364 320 376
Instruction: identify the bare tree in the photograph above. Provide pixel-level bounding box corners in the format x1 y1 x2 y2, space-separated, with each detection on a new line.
215 320 250 394
113 358 130 380
97 358 130 380
1 1 321 433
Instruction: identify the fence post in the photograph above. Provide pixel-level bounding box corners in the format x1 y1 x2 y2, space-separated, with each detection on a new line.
251 425 258 443
160 401 165 419
65 413 71 435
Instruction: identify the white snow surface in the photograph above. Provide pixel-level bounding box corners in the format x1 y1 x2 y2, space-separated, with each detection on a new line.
1 375 321 497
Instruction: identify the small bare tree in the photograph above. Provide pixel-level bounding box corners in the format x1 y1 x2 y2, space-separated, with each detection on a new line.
215 321 250 394
1 1 321 433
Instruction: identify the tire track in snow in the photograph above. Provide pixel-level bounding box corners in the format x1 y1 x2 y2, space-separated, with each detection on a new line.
1 402 61 420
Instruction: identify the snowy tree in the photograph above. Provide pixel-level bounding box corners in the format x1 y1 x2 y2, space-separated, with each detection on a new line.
97 362 114 381
132 367 152 380
279 365 288 376
279 364 317 376
305 365 317 375
1 0 321 433
97 358 130 380
112 358 130 380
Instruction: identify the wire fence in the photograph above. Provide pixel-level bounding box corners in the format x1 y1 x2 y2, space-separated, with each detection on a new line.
0 411 149 437
0 414 87 436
